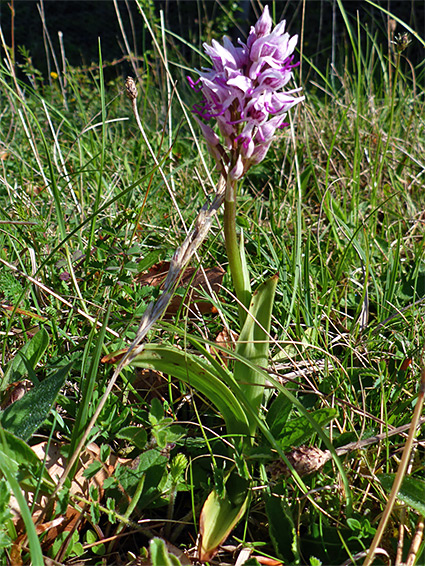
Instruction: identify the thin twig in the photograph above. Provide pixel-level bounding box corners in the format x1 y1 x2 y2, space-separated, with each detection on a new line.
334 417 425 457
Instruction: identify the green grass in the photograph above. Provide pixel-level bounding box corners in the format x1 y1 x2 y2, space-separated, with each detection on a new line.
0 1 424 565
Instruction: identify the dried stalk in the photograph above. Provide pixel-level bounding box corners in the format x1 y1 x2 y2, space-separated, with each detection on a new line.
406 516 424 566
49 78 227 499
125 179 225 362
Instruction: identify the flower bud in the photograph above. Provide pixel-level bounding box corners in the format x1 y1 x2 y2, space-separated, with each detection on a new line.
254 5 272 37
229 155 244 180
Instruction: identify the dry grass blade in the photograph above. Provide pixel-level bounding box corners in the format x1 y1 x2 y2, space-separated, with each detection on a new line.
406 516 424 566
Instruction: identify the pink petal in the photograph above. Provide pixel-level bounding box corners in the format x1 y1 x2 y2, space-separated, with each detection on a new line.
254 6 272 37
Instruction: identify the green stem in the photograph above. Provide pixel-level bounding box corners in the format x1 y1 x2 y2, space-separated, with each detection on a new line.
223 178 250 324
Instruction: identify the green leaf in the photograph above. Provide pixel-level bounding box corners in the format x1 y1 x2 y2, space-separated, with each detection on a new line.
149 398 164 424
116 426 147 450
266 393 293 437
112 449 168 511
276 408 338 450
264 493 298 562
0 479 12 523
170 454 188 483
347 518 362 531
83 461 103 479
149 538 183 566
199 482 249 563
92 542 106 556
2 328 49 389
378 474 425 515
129 345 250 436
100 444 111 462
234 275 278 433
51 529 83 559
0 363 73 441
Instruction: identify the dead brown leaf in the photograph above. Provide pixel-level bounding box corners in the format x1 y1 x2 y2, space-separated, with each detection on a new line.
212 327 238 365
10 441 125 553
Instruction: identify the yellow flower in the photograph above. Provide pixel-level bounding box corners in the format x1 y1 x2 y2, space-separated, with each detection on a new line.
50 72 58 80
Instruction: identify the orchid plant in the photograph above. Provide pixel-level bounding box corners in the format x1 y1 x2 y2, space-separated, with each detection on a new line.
124 6 304 561
189 2 304 429
190 5 303 322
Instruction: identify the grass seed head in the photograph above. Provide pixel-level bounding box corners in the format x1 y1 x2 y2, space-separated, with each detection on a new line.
125 76 138 100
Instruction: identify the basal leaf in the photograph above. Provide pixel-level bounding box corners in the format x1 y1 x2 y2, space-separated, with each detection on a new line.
234 275 278 432
198 484 249 562
2 328 49 389
130 345 250 436
0 362 73 441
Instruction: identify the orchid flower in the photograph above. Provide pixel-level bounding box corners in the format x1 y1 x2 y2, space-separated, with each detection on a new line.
189 5 304 177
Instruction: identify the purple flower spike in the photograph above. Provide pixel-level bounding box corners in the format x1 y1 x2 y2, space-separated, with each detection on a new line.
189 5 304 176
